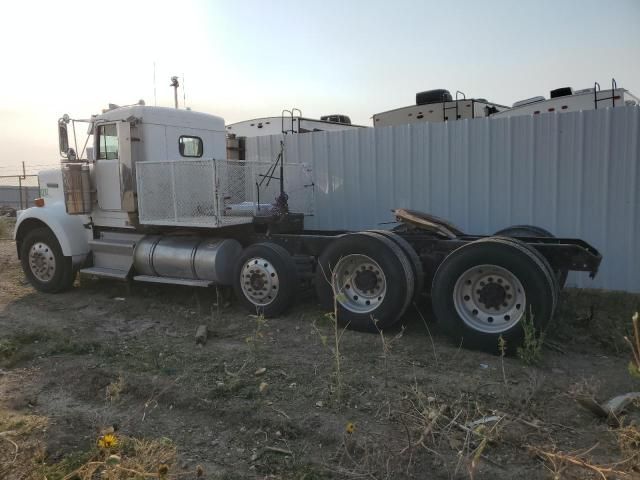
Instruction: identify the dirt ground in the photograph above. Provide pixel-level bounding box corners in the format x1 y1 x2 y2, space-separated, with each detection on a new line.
1 226 640 479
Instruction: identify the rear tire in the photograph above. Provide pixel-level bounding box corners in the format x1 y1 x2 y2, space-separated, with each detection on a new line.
367 230 425 304
431 237 556 353
20 227 74 293
491 236 559 311
494 225 568 288
316 232 414 332
233 243 298 317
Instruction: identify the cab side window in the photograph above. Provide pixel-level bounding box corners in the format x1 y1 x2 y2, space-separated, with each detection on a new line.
179 136 203 158
97 124 119 160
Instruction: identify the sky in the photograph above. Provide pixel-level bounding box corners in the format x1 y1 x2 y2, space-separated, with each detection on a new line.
0 0 638 175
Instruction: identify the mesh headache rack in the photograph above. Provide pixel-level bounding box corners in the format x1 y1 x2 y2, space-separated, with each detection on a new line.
135 158 314 228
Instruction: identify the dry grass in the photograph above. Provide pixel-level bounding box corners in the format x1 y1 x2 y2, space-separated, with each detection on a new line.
52 435 186 480
617 422 640 470
0 409 48 480
312 261 350 407
390 383 508 479
105 374 126 403
0 217 8 239
624 312 640 378
0 406 191 480
530 442 637 480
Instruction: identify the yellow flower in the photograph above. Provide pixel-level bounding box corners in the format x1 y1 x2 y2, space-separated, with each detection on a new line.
345 422 356 435
97 433 118 449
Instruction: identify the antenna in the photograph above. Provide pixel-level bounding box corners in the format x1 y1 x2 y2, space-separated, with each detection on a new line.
153 62 157 106
182 73 186 109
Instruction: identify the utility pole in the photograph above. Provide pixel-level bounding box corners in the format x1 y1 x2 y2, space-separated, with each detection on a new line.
170 76 180 109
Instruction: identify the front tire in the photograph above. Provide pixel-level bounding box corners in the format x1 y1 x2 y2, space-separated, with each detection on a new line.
431 237 556 353
20 227 74 293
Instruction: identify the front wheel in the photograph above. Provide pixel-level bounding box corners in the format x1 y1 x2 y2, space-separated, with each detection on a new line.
431 237 556 353
20 227 74 293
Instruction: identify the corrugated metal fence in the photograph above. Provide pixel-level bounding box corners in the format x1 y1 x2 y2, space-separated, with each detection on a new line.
246 106 640 292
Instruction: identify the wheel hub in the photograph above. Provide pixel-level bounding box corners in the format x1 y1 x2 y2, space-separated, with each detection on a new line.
333 254 387 314
240 257 279 306
353 268 378 292
477 281 507 309
453 264 526 334
249 272 267 291
28 242 56 282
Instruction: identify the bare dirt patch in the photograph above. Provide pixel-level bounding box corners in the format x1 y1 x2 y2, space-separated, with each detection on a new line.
1 238 639 479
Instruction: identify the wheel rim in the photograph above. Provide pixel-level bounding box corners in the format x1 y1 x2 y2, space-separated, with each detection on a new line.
29 242 56 282
240 257 279 307
453 264 526 334
332 254 387 314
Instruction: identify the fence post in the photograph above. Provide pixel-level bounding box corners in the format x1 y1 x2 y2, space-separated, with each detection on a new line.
18 176 23 210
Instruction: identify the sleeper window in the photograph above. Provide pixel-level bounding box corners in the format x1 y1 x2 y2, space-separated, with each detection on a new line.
179 136 203 157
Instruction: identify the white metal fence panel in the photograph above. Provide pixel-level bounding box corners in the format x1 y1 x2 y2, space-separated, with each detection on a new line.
246 106 640 292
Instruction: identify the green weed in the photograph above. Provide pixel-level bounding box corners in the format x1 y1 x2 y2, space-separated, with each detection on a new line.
517 311 544 366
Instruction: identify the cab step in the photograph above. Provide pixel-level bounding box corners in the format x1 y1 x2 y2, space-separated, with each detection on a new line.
79 266 130 281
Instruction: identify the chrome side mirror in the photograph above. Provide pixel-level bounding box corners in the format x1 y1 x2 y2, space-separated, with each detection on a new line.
58 115 70 156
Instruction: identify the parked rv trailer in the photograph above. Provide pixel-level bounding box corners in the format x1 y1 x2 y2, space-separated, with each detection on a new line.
373 89 508 127
13 105 601 353
492 84 639 118
226 113 365 138
373 80 639 128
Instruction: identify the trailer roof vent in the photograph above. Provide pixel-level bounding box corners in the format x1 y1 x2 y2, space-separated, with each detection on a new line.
550 87 573 99
320 114 351 124
416 89 452 105
512 96 545 108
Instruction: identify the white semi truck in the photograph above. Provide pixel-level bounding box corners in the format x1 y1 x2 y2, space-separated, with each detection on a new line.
13 104 601 353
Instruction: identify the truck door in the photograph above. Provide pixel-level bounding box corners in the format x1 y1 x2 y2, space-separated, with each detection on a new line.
94 122 132 211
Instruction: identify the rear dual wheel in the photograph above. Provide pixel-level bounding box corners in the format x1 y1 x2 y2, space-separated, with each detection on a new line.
366 230 425 305
432 237 557 353
315 232 415 331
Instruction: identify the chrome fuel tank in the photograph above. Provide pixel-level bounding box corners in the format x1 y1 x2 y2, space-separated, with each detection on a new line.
133 236 242 285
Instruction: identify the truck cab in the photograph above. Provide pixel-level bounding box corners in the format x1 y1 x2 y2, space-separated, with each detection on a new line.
85 105 227 228
14 105 229 290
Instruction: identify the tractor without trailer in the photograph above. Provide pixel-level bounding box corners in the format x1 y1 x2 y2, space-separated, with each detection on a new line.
13 105 601 352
